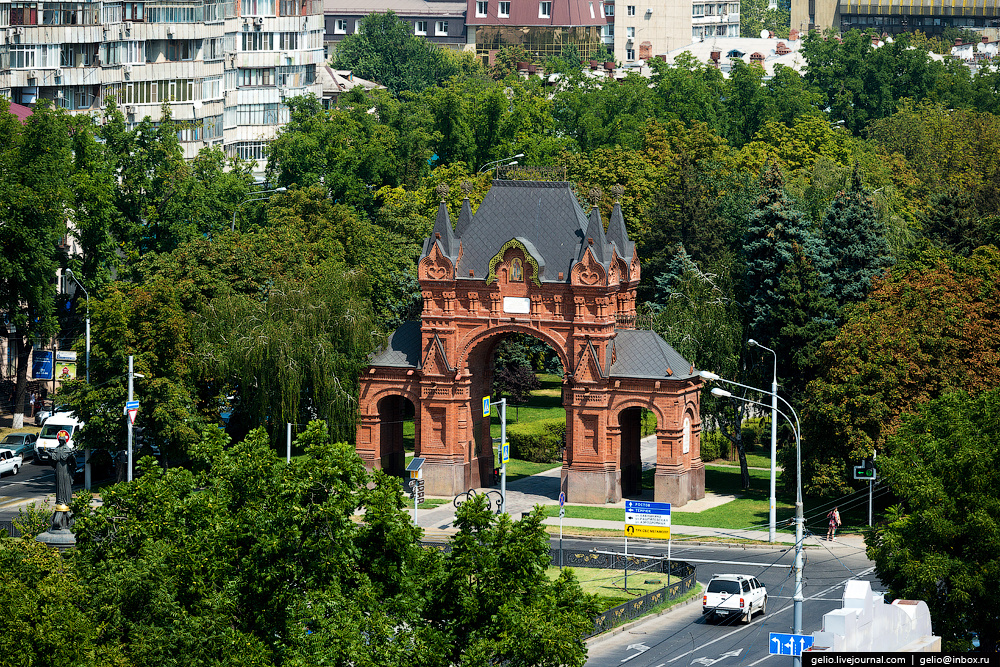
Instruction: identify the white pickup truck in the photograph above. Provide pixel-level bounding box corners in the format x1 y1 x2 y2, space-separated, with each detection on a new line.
702 574 768 624
0 449 23 477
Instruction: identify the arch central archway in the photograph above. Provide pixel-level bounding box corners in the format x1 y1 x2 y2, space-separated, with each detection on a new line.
356 179 705 505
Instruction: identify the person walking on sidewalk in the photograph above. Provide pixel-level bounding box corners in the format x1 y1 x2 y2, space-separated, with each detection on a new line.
826 506 841 541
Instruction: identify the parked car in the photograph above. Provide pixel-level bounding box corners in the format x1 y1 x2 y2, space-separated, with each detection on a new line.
0 432 37 461
703 574 767 624
0 449 23 477
35 404 69 426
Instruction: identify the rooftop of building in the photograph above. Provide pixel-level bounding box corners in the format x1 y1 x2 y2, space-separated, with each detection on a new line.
324 0 467 16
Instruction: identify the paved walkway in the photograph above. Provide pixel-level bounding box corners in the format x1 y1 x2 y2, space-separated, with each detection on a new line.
413 437 865 553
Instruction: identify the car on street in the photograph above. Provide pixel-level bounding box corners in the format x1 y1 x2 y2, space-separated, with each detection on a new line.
35 404 69 426
0 432 37 461
0 449 23 477
702 574 767 624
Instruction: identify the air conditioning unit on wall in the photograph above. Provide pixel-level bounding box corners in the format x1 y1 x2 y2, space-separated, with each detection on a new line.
125 105 136 115
254 16 264 25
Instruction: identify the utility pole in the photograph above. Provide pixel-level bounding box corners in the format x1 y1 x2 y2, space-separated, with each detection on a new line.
127 355 134 482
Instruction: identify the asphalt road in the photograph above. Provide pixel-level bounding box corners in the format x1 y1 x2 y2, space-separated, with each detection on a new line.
579 538 879 667
0 457 55 521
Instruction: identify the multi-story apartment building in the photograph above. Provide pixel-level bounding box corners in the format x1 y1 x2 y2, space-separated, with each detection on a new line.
323 0 467 59
0 0 326 168
464 0 606 64
791 0 997 36
692 0 739 40
613 0 690 66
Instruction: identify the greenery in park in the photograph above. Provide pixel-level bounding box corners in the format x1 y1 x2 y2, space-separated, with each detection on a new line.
866 389 1000 652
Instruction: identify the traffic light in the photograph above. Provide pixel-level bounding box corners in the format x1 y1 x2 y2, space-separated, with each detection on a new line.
854 458 876 480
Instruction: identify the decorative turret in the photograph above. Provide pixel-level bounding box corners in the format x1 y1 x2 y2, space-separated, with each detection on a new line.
455 180 475 238
579 187 612 265
428 183 457 259
605 184 634 261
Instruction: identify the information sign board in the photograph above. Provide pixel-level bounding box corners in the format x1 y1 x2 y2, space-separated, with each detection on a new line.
625 525 671 539
769 633 814 656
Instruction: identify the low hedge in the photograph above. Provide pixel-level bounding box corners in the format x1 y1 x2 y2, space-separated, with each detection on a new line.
508 418 565 463
700 430 731 462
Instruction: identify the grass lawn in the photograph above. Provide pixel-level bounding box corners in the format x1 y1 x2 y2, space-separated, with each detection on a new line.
546 565 684 610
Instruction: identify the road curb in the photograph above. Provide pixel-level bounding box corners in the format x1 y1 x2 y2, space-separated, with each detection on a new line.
585 586 704 645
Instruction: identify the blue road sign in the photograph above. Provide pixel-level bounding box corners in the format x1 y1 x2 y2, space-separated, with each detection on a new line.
482 396 490 418
559 491 566 507
125 400 139 410
625 500 671 515
769 633 814 656
501 442 509 464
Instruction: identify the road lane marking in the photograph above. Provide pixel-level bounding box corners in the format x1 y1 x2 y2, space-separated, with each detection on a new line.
668 567 877 664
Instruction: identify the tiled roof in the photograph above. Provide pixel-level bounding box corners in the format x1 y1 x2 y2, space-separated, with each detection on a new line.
370 320 421 368
608 329 696 380
449 180 599 282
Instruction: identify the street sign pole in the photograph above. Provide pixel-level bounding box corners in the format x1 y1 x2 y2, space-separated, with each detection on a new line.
624 532 628 592
500 398 507 515
558 491 566 570
127 355 134 483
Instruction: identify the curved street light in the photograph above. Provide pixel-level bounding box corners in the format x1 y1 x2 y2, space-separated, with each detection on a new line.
478 152 525 174
231 187 287 232
704 374 805 667
748 338 778 543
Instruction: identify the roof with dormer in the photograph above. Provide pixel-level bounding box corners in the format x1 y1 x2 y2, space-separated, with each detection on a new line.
421 180 634 282
607 329 697 380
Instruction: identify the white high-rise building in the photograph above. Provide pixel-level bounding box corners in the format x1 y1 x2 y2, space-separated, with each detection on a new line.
0 0 325 167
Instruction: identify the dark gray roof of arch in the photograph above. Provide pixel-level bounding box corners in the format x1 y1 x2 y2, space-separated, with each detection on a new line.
369 320 421 368
608 329 696 380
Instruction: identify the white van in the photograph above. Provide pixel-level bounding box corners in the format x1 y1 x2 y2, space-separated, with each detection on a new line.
35 412 84 463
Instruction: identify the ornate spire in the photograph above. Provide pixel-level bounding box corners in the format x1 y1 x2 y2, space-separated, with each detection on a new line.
606 187 633 261
580 199 610 264
431 192 456 258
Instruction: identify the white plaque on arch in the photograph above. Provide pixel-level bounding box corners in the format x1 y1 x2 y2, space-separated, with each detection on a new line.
503 297 531 314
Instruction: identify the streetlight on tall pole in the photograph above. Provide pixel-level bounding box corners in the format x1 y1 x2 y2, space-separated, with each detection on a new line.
702 371 804 667
65 268 92 490
64 269 89 384
478 152 524 174
748 338 778 543
231 187 287 232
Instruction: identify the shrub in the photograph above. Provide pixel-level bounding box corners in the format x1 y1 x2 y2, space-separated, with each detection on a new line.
700 431 730 462
508 418 565 463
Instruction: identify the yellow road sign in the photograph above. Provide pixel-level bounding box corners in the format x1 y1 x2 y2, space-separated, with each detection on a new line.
624 524 671 539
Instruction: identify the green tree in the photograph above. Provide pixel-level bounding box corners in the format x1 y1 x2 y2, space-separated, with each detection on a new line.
819 164 893 306
0 100 71 428
648 53 727 137
801 244 1000 496
740 0 790 39
331 12 460 94
724 59 771 148
866 389 1000 652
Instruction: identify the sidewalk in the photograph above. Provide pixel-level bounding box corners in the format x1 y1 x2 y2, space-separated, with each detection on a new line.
413 464 867 552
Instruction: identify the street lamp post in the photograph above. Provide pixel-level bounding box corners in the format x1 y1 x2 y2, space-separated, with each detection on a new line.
748 338 778 543
478 152 525 174
65 268 92 491
702 372 804 667
231 187 287 232
64 269 89 384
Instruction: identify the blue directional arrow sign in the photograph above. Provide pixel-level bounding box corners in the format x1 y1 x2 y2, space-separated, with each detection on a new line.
768 633 814 656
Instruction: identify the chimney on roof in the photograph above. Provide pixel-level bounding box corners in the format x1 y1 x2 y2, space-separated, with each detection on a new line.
789 28 799 40
710 50 721 63
768 30 775 38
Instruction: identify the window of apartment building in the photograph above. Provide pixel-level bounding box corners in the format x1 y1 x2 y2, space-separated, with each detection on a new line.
102 2 123 22
115 79 195 104
354 19 361 32
10 2 38 24
123 1 143 20
60 43 99 67
242 31 274 50
176 114 223 141
626 4 635 14
229 140 269 163
692 4 703 15
278 0 299 14
602 23 613 36
414 20 426 35
239 67 273 86
205 37 224 59
626 47 635 60
202 76 222 99
539 1 551 17
278 32 298 48
717 3 726 13
476 0 487 16
703 3 713 13
166 39 196 61
435 20 448 34
9 44 35 67
204 0 235 20
604 3 613 15
104 40 147 64
42 3 100 26
692 25 703 37
498 1 509 16
626 26 634 37
716 24 725 34
237 102 288 125
334 18 346 33
241 0 274 15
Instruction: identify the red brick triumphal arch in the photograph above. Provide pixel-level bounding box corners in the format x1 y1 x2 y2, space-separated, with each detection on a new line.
356 180 705 505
